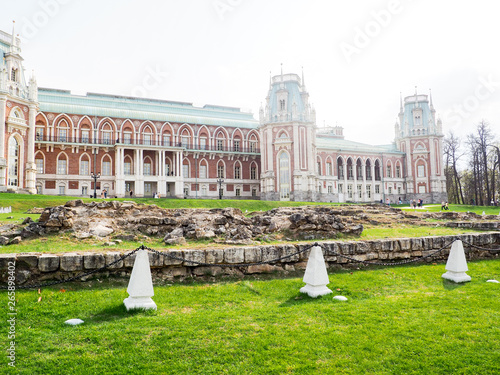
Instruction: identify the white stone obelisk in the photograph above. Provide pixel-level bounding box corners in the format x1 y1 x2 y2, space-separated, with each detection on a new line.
300 245 333 298
442 240 471 283
123 250 157 310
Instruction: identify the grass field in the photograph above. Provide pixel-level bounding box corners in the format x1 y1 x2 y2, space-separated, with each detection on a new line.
3 259 499 374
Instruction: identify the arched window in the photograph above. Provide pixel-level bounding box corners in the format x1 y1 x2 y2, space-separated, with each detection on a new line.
250 163 257 180
80 155 90 175
8 137 19 186
347 158 354 179
102 155 112 176
143 157 152 176
124 156 133 175
217 163 225 178
101 123 113 145
337 157 344 178
365 159 372 179
216 132 226 151
374 160 381 181
57 153 68 175
35 153 44 174
57 120 69 142
356 158 363 179
279 152 290 200
234 163 241 179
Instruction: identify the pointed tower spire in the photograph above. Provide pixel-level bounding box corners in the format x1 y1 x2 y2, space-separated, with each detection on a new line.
280 63 283 81
301 66 305 89
399 92 403 112
414 86 419 108
429 88 434 109
11 20 16 46
269 71 272 89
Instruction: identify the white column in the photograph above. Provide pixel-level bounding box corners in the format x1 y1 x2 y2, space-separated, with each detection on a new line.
362 162 366 202
25 104 37 193
0 97 6 186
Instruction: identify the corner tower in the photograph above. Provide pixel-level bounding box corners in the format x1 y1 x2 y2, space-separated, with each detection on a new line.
259 68 317 201
0 23 39 193
395 89 447 203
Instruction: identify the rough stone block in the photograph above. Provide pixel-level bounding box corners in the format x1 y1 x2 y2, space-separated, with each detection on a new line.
399 239 411 251
206 249 224 264
261 246 279 263
60 253 83 271
183 250 206 266
0 254 16 270
379 240 394 251
244 247 262 263
295 261 308 270
247 264 283 274
323 242 339 261
224 248 245 264
105 252 124 269
279 244 299 262
147 251 164 267
365 253 378 260
164 250 184 266
356 241 370 254
193 266 223 276
369 240 382 251
83 253 105 269
171 267 188 277
123 252 137 268
297 244 312 261
38 254 60 272
410 238 423 251
16 253 39 268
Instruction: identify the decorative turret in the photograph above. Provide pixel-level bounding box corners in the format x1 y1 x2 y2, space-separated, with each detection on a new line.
28 71 38 102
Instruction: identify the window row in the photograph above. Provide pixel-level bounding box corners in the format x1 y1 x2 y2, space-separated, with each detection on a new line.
318 158 403 179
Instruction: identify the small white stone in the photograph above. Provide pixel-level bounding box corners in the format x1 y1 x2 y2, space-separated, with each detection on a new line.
65 319 84 325
333 295 348 301
486 279 499 283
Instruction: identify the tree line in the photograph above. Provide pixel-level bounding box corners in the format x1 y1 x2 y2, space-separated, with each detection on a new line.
444 121 500 206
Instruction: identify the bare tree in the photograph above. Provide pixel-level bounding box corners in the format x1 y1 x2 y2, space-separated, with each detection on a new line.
444 132 465 203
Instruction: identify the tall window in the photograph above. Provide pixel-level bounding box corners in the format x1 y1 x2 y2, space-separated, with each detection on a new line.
124 162 132 175
81 130 90 143
326 162 332 176
357 184 362 199
144 162 152 176
181 135 189 148
347 184 353 199
234 140 240 152
375 185 380 194
80 159 89 175
102 161 111 176
36 128 44 141
163 134 171 146
217 164 224 178
317 161 321 175
102 131 111 145
338 184 343 193
59 185 65 195
387 165 392 178
124 132 132 144
199 165 207 179
58 128 67 142
235 188 241 197
234 165 241 179
143 133 151 146
417 165 425 177
200 137 207 150
57 158 67 175
367 184 371 198
11 68 17 82
249 141 257 153
8 137 19 186
327 185 333 194
250 166 256 180
217 139 224 151
338 158 344 178
35 158 44 174
396 165 401 178
183 164 189 178
279 152 290 200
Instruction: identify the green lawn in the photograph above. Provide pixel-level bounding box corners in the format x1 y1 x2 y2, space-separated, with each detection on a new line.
3 259 500 374
400 204 500 215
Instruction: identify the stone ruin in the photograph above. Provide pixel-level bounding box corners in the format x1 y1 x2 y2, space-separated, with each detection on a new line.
14 200 364 245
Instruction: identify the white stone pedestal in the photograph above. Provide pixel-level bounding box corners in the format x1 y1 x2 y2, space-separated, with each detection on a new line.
300 246 332 298
442 240 471 283
123 250 157 310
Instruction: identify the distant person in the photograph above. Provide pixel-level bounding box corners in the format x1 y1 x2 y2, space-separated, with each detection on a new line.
104 189 107 198
100 190 104 199
130 190 133 198
412 199 417 209
444 202 449 210
398 197 402 205
441 201 446 210
386 198 390 206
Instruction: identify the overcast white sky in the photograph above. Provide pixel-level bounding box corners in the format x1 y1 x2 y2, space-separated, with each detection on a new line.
2 0 499 145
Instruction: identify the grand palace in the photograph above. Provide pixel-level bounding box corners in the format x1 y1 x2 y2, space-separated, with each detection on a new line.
0 27 447 203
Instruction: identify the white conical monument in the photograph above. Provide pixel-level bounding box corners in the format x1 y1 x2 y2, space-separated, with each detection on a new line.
442 240 471 283
123 250 157 310
300 245 333 298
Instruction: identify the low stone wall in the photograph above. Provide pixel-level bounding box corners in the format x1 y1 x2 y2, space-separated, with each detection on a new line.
1 232 499 286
